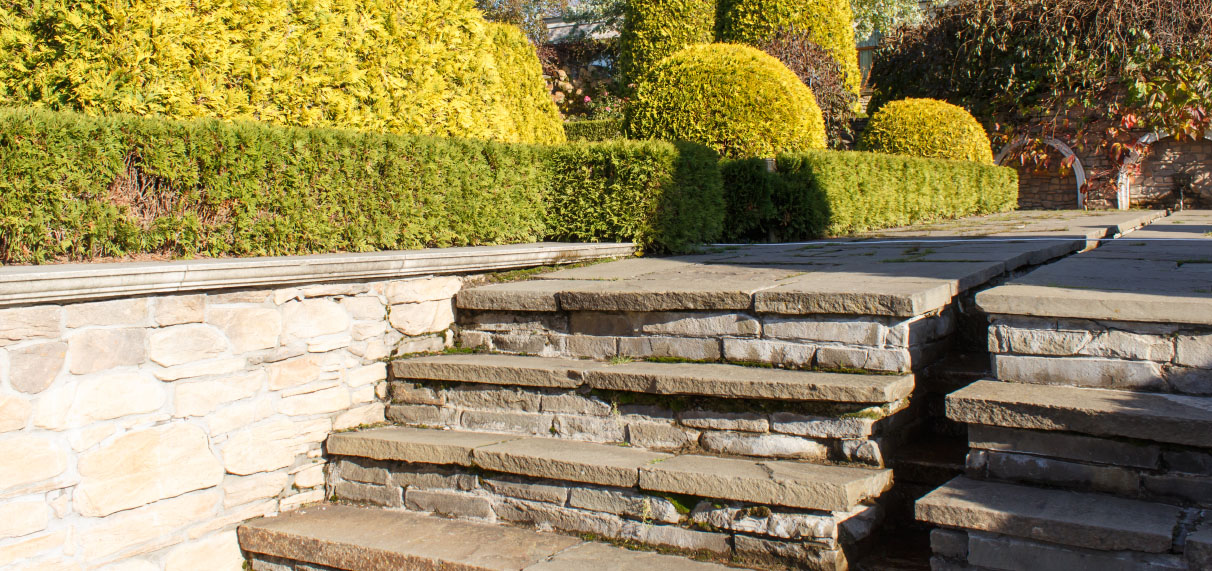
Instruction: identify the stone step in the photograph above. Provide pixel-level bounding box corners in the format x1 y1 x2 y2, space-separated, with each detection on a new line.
327 426 892 513
947 380 1212 448
392 354 914 404
239 504 736 571
916 477 1185 554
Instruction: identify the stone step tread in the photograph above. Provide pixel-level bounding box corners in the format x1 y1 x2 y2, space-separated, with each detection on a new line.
947 380 1212 448
328 426 892 512
392 354 914 404
239 504 735 571
916 476 1184 554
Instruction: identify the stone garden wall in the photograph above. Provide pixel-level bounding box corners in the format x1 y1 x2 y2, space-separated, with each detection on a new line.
0 244 629 570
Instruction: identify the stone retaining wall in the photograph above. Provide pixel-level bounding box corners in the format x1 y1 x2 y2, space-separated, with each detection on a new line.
0 243 630 570
326 455 879 570
989 315 1212 395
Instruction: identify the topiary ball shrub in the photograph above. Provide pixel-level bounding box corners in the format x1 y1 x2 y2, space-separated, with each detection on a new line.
716 0 862 101
859 98 994 163
486 23 566 144
619 0 717 87
627 44 826 158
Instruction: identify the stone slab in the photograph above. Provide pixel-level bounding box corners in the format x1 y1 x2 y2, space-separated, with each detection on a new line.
638 455 891 512
586 361 913 404
239 504 582 571
473 438 670 488
525 540 733 570
0 242 634 307
916 477 1181 553
327 427 521 466
947 380 1212 448
392 354 596 389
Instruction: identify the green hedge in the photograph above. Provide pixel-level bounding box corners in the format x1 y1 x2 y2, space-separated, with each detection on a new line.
564 119 625 142
723 150 1018 241
0 107 720 262
618 0 717 86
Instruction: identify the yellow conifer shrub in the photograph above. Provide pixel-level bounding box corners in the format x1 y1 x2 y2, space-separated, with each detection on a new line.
486 23 566 145
859 98 995 163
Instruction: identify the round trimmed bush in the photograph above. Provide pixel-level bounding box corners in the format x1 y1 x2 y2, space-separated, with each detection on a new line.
717 0 862 100
859 98 994 163
627 44 826 158
618 0 717 86
487 23 566 145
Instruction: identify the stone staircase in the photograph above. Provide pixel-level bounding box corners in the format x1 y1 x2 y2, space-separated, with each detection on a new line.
916 213 1212 570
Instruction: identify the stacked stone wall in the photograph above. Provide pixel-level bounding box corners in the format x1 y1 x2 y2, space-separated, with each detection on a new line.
1133 138 1212 209
0 275 466 569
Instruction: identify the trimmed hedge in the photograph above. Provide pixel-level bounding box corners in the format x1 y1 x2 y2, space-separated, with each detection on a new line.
0 107 720 262
618 0 717 86
723 150 1018 241
564 119 626 142
716 0 862 100
859 99 993 163
487 23 567 145
628 44 827 158
0 0 540 142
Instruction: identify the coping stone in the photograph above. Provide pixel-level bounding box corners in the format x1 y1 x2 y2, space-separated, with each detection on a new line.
947 380 1212 448
472 438 670 488
916 477 1182 553
585 361 914 404
326 427 521 466
638 455 891 512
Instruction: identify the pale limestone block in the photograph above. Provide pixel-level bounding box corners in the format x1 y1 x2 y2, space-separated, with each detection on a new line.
293 463 325 489
68 423 118 453
351 321 388 342
722 338 815 368
7 341 66 394
222 419 298 476
307 334 351 353
99 560 159 571
404 488 488 517
266 354 326 391
340 297 386 321
348 364 386 387
699 432 829 460
350 384 376 404
679 410 768 432
993 354 1165 391
279 489 324 512
764 317 885 346
622 523 731 555
999 326 1091 356
273 288 302 305
0 306 60 346
222 472 287 509
209 290 270 304
0 498 50 539
164 530 245 571
155 295 205 326
568 487 679 524
67 328 146 374
148 324 229 367
154 357 245 382
37 371 166 430
1177 333 1212 369
1082 330 1175 362
617 336 721 361
0 529 68 564
293 418 334 447
282 299 350 342
205 398 275 436
80 490 219 561
334 403 386 430
385 277 462 304
552 415 625 442
174 371 265 417
393 335 446 355
278 385 351 416
185 499 275 541
0 394 31 433
207 307 281 353
75 423 223 517
65 299 147 328
389 300 455 336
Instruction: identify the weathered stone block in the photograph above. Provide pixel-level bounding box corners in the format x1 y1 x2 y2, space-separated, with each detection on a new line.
679 410 768 433
993 354 1165 392
568 487 679 524
622 522 732 555
65 299 147 328
336 481 403 507
165 530 245 571
931 528 968 559
557 334 618 358
493 498 625 538
462 310 567 333
0 498 50 539
1142 473 1212 506
966 531 1187 571
1081 330 1175 362
7 341 66 394
222 419 298 476
1188 524 1212 570
722 338 815 368
968 425 1159 470
983 451 1141 496
541 393 611 416
75 423 224 517
626 422 697 450
1169 366 1212 395
337 458 390 485
771 412 874 439
389 300 455 336
640 312 760 337
1176 333 1212 369
68 328 147 374
618 337 721 361
446 385 542 412
474 437 669 488
283 299 350 341
154 294 205 326
386 277 462 305
552 415 625 442
405 489 492 518
733 534 845 571
148 324 229 367
699 432 828 460
154 357 245 382
223 472 289 508
208 306 282 353
342 296 385 321
0 306 60 346
459 410 553 435
0 395 30 433
174 371 265 418
392 466 478 491
386 404 456 426
278 385 352 416
390 383 445 406
37 371 166 429
482 477 569 504
763 317 884 346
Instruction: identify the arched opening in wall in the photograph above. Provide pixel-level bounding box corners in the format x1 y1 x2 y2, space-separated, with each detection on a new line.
995 139 1086 209
1119 132 1212 210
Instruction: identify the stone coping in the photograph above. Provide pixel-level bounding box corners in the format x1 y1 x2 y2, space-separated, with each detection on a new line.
916 476 1183 553
327 427 891 512
0 242 635 307
391 354 914 404
976 211 1212 325
239 504 733 570
947 380 1212 448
